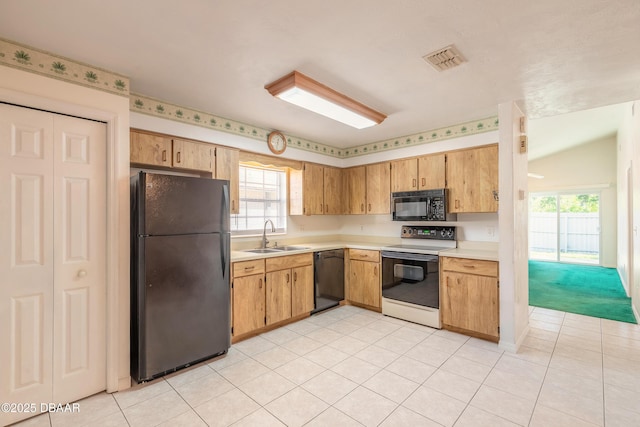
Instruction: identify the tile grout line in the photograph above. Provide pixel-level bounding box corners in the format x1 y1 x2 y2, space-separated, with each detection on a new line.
525 310 563 426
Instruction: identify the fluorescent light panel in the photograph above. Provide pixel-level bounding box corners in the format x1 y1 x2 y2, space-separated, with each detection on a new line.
265 71 386 129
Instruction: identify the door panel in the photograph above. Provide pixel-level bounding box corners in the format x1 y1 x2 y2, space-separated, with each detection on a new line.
53 114 106 403
0 105 54 425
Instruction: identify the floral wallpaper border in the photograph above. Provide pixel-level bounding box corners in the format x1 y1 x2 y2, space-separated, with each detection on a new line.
0 38 129 97
130 93 345 157
131 93 498 159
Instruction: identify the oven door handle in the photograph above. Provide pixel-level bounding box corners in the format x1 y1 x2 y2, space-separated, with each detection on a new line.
381 251 439 262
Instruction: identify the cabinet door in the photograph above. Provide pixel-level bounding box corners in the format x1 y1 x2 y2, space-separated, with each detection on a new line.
266 270 292 325
366 162 391 214
232 274 265 336
130 130 172 167
323 166 344 215
303 163 324 215
291 265 314 317
446 145 498 213
346 166 366 214
216 146 240 214
349 260 380 308
441 271 499 338
173 139 213 172
391 159 418 192
418 153 446 190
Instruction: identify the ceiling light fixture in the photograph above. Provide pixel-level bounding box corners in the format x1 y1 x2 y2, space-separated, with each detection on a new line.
265 71 386 129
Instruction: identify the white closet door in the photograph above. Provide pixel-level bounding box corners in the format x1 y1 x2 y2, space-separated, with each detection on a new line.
0 105 55 425
0 104 107 424
52 115 106 403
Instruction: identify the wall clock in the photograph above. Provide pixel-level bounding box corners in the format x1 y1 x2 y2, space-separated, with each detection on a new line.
267 131 287 155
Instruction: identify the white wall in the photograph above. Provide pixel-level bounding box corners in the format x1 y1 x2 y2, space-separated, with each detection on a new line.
0 66 131 391
617 101 640 314
528 136 618 267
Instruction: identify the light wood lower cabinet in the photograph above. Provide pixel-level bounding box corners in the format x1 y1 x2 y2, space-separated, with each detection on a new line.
440 257 499 341
231 259 266 337
291 265 314 317
266 269 292 325
232 253 313 340
347 249 381 309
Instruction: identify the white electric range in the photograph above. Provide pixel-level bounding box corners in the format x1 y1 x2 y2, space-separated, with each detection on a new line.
380 225 457 328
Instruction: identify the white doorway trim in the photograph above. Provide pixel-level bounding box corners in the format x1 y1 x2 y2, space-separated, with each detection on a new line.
0 87 122 393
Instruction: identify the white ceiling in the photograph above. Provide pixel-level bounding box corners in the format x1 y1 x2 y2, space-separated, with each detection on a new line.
528 102 628 161
1 0 639 150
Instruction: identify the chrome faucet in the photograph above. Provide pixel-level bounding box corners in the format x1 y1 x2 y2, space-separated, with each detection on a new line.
261 219 276 248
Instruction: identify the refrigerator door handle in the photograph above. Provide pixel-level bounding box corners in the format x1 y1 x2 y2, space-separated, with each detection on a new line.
220 235 229 280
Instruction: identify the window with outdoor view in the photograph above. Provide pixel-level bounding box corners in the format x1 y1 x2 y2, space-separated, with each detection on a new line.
231 164 287 236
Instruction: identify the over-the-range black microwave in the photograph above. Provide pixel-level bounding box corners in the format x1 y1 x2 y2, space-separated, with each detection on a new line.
391 189 456 221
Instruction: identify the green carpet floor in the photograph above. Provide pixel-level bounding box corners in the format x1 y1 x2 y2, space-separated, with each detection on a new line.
529 260 637 324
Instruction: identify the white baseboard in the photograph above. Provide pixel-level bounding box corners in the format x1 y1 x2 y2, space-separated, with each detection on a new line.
499 324 530 353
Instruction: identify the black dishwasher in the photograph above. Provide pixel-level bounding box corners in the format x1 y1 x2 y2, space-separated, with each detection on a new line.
312 249 344 314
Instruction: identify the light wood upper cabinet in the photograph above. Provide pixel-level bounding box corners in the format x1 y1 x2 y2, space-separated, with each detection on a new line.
290 163 344 215
172 138 213 172
391 158 419 192
418 153 446 190
446 144 498 213
344 164 389 215
391 154 446 192
345 166 366 214
215 146 240 214
323 166 344 215
130 130 172 167
129 129 213 173
365 162 391 214
440 257 499 341
303 163 325 215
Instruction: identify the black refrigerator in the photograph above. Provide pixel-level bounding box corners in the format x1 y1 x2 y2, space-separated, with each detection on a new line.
130 172 230 382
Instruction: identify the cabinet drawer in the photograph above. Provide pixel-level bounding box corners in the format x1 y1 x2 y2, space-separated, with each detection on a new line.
349 249 379 262
442 257 498 277
233 259 265 278
266 253 313 272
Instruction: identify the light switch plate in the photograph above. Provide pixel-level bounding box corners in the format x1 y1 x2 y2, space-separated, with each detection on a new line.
519 135 528 153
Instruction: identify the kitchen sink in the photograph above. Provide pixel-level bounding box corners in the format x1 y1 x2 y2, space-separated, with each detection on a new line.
272 246 310 251
243 248 280 254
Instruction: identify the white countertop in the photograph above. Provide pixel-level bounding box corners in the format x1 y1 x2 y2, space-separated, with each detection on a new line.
231 240 499 262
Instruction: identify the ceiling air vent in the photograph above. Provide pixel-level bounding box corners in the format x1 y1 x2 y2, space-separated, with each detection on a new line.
423 45 466 71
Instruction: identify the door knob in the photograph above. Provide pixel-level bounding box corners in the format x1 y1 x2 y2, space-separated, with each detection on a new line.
77 269 87 278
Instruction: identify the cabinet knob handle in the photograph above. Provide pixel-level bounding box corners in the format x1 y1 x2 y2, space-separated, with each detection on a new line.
162 150 167 162
77 269 87 278
412 178 417 188
244 265 255 271
177 152 181 163
294 272 298 281
259 278 262 289
286 273 290 283
368 203 372 212
360 203 364 212
374 266 378 276
421 178 426 187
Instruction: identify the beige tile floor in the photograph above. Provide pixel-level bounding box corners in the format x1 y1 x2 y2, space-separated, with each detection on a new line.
14 305 640 427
